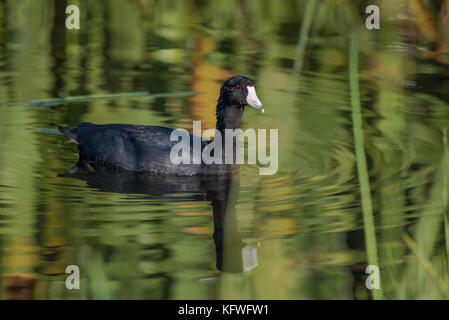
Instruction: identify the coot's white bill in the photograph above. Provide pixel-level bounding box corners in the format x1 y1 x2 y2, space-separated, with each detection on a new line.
246 86 264 113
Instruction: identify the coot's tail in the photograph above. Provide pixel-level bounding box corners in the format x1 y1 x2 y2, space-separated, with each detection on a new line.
58 126 79 144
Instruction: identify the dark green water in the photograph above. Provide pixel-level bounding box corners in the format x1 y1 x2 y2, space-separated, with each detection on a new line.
1 0 449 299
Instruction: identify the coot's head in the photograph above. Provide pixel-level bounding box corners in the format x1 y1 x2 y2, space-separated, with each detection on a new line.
219 75 264 113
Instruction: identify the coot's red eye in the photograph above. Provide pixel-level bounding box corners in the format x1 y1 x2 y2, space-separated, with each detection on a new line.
236 85 242 91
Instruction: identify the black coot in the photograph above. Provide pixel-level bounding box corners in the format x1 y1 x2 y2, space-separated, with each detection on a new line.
58 75 264 175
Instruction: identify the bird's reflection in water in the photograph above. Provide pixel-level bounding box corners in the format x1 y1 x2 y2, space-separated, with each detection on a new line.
60 164 259 273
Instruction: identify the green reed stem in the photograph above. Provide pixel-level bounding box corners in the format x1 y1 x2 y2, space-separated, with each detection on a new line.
293 0 318 75
349 33 383 300
442 128 449 270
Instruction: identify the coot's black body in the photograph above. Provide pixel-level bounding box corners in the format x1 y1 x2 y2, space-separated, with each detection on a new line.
58 75 263 175
59 123 224 175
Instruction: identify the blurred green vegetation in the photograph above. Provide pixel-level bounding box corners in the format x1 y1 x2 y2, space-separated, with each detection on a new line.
0 0 449 299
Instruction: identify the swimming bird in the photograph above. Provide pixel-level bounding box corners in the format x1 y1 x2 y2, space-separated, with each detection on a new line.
58 75 263 175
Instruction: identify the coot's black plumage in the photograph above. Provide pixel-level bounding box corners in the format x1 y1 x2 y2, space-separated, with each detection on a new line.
58 75 264 175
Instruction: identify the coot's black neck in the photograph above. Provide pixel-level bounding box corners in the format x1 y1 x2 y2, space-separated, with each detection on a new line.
215 102 244 134
213 101 245 169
